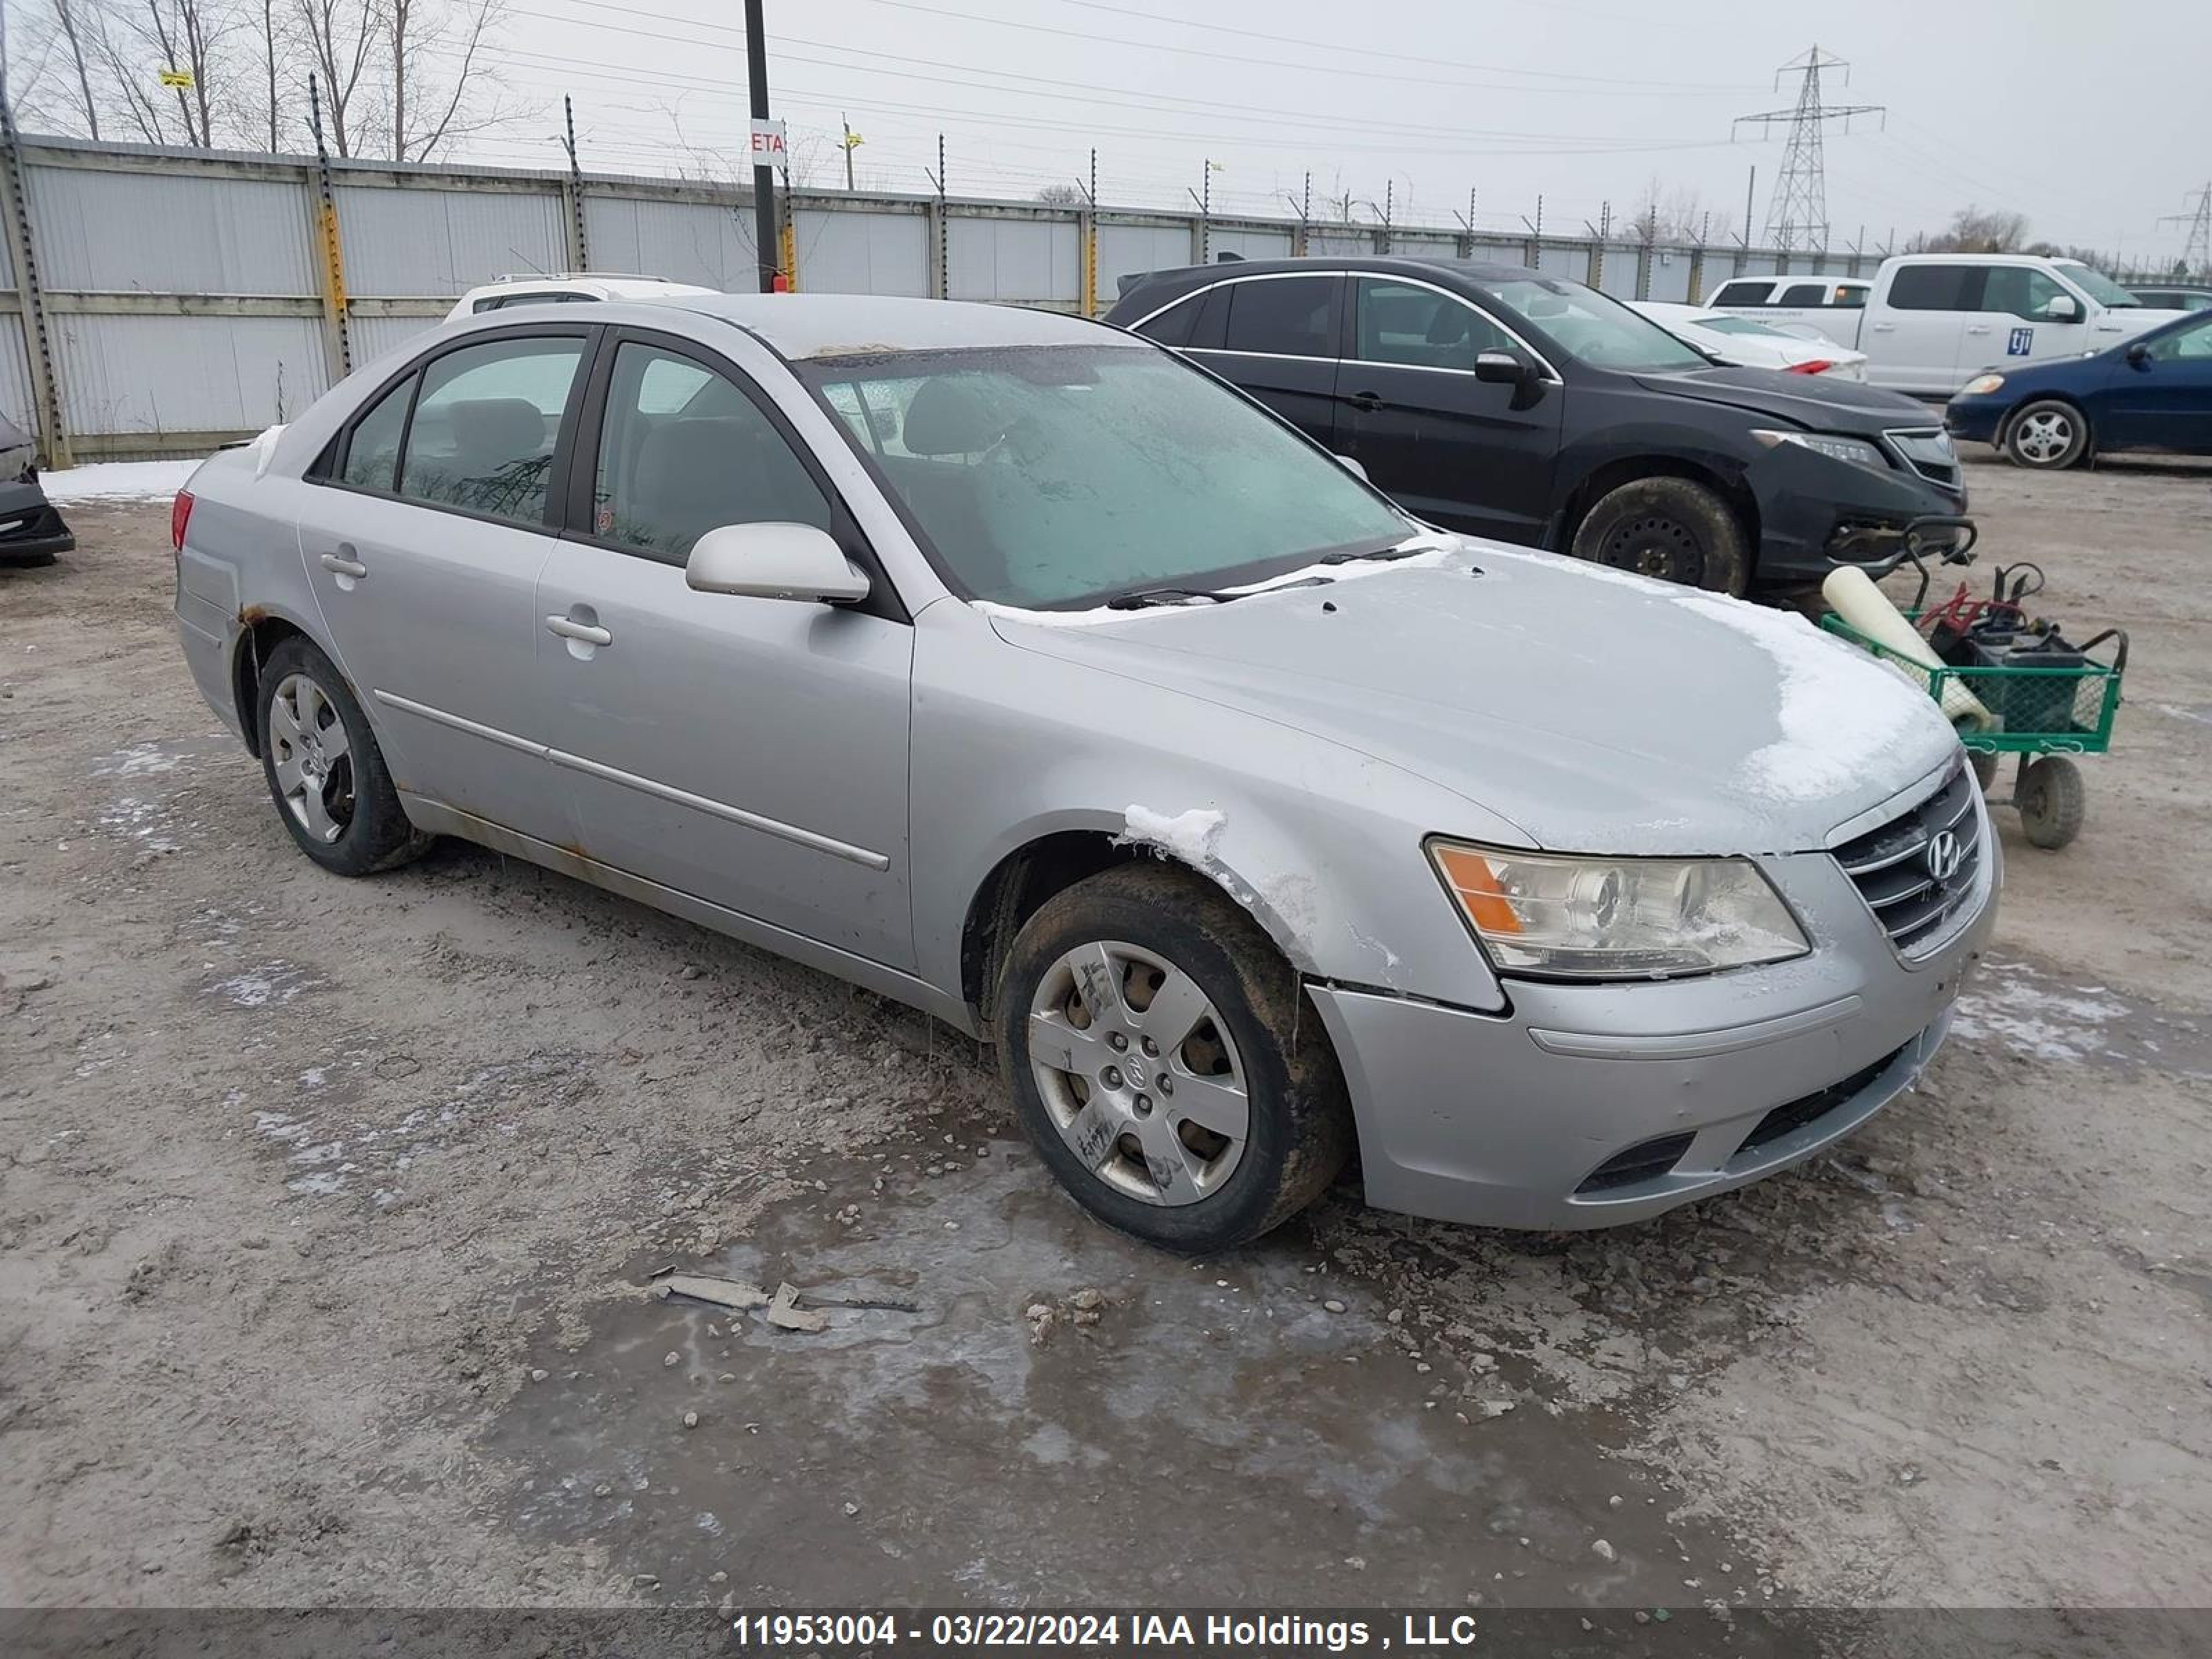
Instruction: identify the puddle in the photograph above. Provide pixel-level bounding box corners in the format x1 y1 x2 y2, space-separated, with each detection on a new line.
482 1113 1797 1622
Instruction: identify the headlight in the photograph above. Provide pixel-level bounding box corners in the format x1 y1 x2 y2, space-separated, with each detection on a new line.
1960 374 2006 396
1751 428 1891 471
1427 841 1810 980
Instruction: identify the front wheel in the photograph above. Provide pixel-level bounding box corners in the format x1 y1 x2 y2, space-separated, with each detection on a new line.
1569 476 1750 596
2004 400 2090 470
995 863 1351 1253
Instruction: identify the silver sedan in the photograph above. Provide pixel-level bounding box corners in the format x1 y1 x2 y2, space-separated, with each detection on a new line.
172 293 1996 1251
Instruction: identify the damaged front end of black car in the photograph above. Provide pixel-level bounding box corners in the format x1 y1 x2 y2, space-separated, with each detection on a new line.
0 412 73 566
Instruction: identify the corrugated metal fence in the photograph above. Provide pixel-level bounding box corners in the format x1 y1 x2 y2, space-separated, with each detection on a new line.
0 135 1875 465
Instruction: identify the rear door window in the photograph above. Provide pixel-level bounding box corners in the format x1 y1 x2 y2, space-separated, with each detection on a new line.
1779 281 1827 305
1136 293 1201 348
1219 276 1339 358
396 335 586 525
1887 266 1980 310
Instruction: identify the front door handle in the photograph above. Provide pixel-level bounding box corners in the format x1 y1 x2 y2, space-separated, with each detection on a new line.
1346 390 1383 411
546 615 613 648
1965 324 1994 335
319 552 368 579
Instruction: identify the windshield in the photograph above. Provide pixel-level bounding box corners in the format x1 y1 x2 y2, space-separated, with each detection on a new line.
2059 263 2139 308
1483 276 1709 371
798 344 1412 609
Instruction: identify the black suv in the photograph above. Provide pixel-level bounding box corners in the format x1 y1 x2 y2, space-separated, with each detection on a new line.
1107 257 1968 594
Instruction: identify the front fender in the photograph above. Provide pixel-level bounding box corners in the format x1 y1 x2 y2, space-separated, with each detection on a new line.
908 606 1512 1015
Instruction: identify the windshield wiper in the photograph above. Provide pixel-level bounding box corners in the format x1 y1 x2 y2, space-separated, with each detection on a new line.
1103 585 1233 610
1316 539 1433 565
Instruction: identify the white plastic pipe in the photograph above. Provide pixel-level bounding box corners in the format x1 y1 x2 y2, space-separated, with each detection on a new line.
1821 565 1996 732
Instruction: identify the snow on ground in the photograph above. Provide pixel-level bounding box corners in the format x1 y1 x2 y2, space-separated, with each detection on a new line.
41 459 203 502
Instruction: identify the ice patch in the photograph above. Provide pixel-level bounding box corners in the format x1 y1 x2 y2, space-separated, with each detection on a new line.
39 458 202 503
1953 962 2129 1063
91 742 189 778
208 962 321 1008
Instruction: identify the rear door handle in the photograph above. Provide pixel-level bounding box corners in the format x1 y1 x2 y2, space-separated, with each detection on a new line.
319 552 367 579
545 615 613 647
1871 322 1896 332
1965 324 1994 335
1346 391 1382 411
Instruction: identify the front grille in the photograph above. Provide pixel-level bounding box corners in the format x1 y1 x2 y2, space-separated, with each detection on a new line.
1884 427 1962 491
1575 1132 1694 1194
1832 765 1983 956
1735 1044 1906 1159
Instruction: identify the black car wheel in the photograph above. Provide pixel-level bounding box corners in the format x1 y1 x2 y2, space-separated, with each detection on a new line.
1571 476 1750 596
2003 400 2090 470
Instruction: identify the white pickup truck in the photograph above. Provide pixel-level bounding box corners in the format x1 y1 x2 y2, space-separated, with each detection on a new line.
1709 254 2193 397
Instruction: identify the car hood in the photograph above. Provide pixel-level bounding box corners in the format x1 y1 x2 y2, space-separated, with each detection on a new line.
984 543 1960 856
1633 364 1931 433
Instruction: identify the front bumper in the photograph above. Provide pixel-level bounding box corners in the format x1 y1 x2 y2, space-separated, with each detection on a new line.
1309 814 2000 1230
0 476 74 563
1748 442 1967 585
1943 397 2005 446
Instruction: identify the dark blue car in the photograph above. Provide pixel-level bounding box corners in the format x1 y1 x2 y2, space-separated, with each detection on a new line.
1947 308 2212 469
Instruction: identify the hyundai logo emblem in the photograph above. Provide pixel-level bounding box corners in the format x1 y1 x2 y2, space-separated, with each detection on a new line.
1925 829 1965 884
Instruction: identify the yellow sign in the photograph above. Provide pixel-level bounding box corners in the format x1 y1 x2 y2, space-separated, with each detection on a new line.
158 68 194 88
842 130 865 151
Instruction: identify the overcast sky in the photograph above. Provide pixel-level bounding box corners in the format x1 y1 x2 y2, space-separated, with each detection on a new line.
454 0 2205 265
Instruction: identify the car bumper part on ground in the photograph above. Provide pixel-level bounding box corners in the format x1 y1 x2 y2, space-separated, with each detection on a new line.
0 477 75 563
1311 805 2000 1230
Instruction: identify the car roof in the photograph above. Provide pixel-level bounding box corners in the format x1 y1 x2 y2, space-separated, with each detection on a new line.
647 292 1125 358
1120 254 1544 297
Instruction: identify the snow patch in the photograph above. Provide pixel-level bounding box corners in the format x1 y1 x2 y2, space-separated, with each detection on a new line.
1667 590 1954 803
39 458 202 503
1953 963 2130 1064
1117 805 1226 865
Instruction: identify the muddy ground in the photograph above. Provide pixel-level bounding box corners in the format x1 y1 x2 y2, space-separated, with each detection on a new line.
2 453 2209 1632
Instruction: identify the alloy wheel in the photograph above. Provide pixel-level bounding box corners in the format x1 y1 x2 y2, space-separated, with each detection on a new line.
2012 409 2075 465
1027 939 1250 1206
268 672 357 845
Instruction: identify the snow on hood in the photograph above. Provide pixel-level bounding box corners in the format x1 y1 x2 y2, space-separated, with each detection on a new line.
993 541 1962 855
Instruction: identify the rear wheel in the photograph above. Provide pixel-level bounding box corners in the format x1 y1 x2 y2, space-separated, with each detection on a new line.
257 635 431 876
995 863 1351 1253
2003 400 2090 470
1570 476 1750 596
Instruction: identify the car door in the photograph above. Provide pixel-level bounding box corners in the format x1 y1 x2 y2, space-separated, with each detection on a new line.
2103 314 2212 453
1186 272 1342 447
1866 265 1983 392
295 326 592 843
1331 275 1562 543
534 329 916 970
1970 264 2087 374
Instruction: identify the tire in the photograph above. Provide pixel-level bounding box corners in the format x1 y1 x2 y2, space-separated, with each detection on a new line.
2016 755 2086 850
256 635 431 876
1968 749 2000 791
995 862 1352 1253
2003 400 2090 470
1569 476 1750 596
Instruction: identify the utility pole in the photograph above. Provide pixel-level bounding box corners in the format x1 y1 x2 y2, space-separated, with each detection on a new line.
2159 183 2211 278
1734 46 1884 254
841 114 862 191
1742 165 1756 247
743 0 778 292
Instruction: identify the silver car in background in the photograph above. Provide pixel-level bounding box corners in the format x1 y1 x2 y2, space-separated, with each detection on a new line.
171 294 1997 1250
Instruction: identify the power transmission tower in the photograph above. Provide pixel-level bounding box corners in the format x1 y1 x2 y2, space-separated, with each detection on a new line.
1734 46 1884 254
2160 183 2211 278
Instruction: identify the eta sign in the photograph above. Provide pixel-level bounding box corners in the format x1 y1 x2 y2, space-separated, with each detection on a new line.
749 119 789 174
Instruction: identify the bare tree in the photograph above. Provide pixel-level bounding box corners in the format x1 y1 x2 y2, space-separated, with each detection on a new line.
390 0 508 162
47 0 104 139
1034 182 1084 207
291 0 377 155
1926 205 2030 254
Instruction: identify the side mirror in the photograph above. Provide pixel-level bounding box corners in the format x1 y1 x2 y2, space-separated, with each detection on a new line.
684 522 870 604
1334 453 1369 482
2125 339 2153 366
1473 348 1529 386
2043 294 2081 322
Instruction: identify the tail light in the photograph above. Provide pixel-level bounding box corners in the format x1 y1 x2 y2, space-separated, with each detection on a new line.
170 489 194 559
1786 359 1837 375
